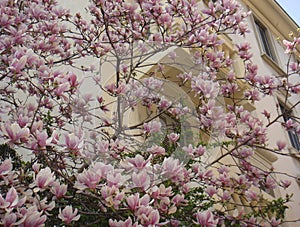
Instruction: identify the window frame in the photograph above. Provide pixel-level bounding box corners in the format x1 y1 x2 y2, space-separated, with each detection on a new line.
279 102 300 151
254 19 277 62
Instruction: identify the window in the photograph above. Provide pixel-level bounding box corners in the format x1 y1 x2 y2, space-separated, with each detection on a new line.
279 103 300 151
255 20 276 61
160 113 181 150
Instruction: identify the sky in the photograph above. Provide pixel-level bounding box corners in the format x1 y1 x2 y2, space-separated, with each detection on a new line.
276 0 300 26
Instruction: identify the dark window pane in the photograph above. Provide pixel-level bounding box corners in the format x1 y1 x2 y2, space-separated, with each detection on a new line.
255 20 275 60
279 103 300 150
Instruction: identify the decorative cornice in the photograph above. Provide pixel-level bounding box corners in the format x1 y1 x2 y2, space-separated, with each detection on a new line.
242 0 299 43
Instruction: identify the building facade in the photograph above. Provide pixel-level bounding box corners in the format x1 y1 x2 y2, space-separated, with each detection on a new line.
61 0 300 225
239 1 300 225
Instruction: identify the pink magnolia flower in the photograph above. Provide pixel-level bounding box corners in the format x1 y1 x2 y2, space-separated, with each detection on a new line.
232 208 245 220
284 119 295 130
245 189 258 202
22 208 47 227
238 147 254 158
2 213 18 227
221 190 232 201
143 77 163 90
107 171 130 187
132 171 150 191
0 194 10 209
244 89 260 101
65 133 84 151
55 82 70 97
177 72 193 83
171 194 186 206
75 168 101 191
283 40 294 53
156 197 171 214
0 187 25 210
143 121 162 134
280 179 291 189
194 210 218 227
289 62 299 71
126 194 140 211
182 144 194 156
244 216 257 226
136 206 160 226
217 166 229 174
236 175 249 187
5 187 20 208
0 159 12 176
191 76 219 99
67 72 79 88
270 217 281 226
126 193 150 211
167 133 180 143
262 110 271 119
105 83 116 94
236 42 252 60
17 114 29 127
245 63 258 83
31 120 43 133
265 175 276 190
1 123 30 144
51 182 67 199
158 13 172 28
121 64 129 73
276 141 286 150
169 219 181 227
101 185 125 209
32 162 41 173
36 130 48 148
205 186 218 197
194 145 206 156
47 130 59 144
92 162 114 177
146 145 165 156
151 33 163 42
34 167 55 190
125 154 151 171
218 172 231 186
109 217 141 227
75 162 116 190
96 140 109 154
58 205 80 225
158 98 171 110
151 184 174 201
9 55 27 73
161 157 184 182
33 197 55 212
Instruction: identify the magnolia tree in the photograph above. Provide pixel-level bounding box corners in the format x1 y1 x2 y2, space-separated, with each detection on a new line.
1 0 300 226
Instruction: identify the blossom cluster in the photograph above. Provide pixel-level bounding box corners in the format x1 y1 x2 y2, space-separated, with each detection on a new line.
0 0 299 226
